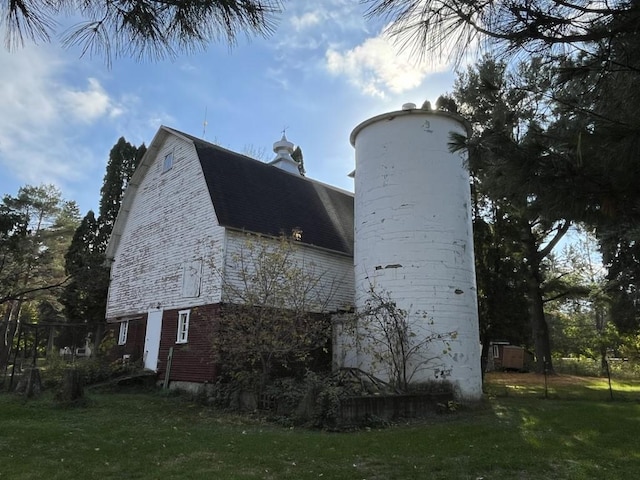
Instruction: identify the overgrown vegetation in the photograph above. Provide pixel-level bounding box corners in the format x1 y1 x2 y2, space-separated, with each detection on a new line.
210 233 335 388
38 356 141 390
338 284 457 392
207 370 378 429
1 139 145 385
554 357 640 380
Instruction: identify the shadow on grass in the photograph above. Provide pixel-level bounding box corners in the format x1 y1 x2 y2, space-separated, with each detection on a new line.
484 372 640 401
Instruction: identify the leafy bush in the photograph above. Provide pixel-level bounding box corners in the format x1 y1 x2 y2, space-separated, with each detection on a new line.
206 379 242 409
299 370 377 429
554 356 640 379
608 359 640 379
264 377 307 415
41 355 141 389
207 371 350 428
312 381 344 428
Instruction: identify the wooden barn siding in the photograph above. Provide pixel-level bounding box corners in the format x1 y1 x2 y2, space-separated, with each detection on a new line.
223 230 354 313
156 304 220 384
106 133 225 320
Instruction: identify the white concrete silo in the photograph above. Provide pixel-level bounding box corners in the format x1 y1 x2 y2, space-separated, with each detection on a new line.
350 104 482 401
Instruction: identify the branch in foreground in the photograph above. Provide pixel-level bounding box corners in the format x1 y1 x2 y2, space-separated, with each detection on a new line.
0 276 71 305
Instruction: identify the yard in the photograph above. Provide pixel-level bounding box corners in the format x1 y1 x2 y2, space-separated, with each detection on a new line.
0 372 639 479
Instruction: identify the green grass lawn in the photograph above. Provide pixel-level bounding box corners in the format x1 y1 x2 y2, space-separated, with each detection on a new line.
1 373 639 479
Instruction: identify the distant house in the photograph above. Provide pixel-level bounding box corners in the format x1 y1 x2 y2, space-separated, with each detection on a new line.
105 126 354 390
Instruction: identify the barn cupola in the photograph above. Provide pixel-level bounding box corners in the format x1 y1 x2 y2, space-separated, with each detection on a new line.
269 133 303 175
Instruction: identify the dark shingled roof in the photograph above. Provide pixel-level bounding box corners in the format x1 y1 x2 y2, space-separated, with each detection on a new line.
172 129 354 256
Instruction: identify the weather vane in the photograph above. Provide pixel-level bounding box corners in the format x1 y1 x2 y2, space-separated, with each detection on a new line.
202 106 208 139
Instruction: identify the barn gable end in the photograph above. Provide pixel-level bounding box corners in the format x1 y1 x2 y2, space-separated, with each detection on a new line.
106 128 225 320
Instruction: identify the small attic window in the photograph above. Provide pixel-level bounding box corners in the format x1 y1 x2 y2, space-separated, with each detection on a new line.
163 152 174 173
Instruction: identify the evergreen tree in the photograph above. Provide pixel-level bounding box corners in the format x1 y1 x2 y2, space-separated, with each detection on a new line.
452 58 573 373
98 138 146 247
550 9 640 332
366 0 640 66
61 211 109 347
292 146 305 176
473 202 530 374
4 0 282 64
61 137 146 352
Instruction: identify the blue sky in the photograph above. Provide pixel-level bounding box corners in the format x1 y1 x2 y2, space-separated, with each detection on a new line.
0 1 461 216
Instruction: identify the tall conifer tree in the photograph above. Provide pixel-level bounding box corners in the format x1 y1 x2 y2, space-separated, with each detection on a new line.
62 138 146 350
98 138 146 247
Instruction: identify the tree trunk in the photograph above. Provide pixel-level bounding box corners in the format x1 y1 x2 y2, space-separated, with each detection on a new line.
480 335 490 383
600 347 608 377
46 325 56 357
523 233 554 375
527 276 554 374
596 307 608 377
15 367 42 397
93 322 105 357
0 303 19 369
56 368 84 404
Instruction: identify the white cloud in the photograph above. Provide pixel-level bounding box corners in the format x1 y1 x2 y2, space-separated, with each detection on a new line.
62 77 123 122
145 111 177 130
325 28 452 98
273 1 369 51
265 67 290 90
291 11 322 32
0 43 123 200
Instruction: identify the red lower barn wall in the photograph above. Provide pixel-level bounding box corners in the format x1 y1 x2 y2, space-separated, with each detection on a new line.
107 317 146 363
106 304 221 385
156 304 220 384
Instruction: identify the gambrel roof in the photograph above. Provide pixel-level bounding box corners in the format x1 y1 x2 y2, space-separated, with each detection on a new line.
106 126 354 261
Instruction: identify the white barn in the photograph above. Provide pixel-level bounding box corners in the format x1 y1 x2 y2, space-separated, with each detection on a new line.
105 126 354 387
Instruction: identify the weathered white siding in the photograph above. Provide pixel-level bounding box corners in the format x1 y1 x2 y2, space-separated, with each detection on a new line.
348 107 482 401
106 134 225 319
223 230 354 313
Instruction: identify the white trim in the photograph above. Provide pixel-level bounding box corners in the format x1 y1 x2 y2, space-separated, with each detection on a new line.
492 345 500 358
118 320 129 345
177 309 190 344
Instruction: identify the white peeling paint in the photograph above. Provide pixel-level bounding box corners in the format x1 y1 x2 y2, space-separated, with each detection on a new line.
348 108 482 401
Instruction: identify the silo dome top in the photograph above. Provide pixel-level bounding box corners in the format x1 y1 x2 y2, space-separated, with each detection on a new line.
350 103 472 147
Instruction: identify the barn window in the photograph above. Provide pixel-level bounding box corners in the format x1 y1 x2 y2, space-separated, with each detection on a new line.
163 151 174 172
118 321 129 345
177 310 190 344
492 345 500 358
181 260 202 298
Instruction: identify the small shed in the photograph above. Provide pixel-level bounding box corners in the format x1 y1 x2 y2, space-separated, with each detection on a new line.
487 342 534 372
